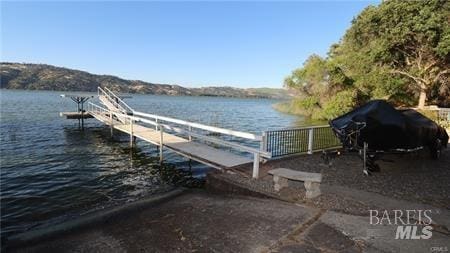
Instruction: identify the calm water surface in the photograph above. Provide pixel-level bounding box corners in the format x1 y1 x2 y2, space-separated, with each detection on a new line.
0 89 304 239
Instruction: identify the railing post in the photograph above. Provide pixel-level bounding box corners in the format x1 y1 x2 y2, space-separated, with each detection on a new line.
109 111 114 137
159 124 164 163
260 131 267 161
155 118 159 131
130 118 134 148
307 128 314 154
252 153 260 179
188 125 192 141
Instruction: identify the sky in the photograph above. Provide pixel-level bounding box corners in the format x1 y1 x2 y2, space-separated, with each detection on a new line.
1 1 379 88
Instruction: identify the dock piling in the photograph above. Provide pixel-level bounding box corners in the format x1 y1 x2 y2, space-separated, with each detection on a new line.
130 119 134 148
110 112 114 137
252 153 260 179
159 124 164 163
188 126 192 141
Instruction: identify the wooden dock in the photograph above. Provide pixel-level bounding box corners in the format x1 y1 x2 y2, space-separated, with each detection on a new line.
87 87 270 177
60 112 94 119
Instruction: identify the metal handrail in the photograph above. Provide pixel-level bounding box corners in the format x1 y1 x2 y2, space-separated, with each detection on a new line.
159 123 271 158
88 102 270 158
103 87 133 112
90 86 272 178
266 125 330 131
132 111 262 141
97 87 260 141
89 102 132 125
265 126 341 157
88 102 109 113
98 87 132 114
98 87 122 110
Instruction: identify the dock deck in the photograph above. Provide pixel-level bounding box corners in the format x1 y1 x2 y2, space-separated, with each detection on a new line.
119 124 252 168
61 87 351 178
90 106 255 170
60 112 94 119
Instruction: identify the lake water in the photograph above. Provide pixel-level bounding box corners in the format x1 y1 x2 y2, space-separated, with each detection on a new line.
0 89 303 240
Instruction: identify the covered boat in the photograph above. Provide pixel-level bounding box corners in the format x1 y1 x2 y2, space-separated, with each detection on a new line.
330 100 448 158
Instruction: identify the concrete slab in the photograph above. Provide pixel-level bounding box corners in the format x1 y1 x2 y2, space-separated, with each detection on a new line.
322 184 450 229
10 191 319 253
302 222 361 253
318 211 450 253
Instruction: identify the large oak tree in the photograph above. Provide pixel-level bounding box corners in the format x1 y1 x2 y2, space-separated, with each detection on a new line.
285 0 450 120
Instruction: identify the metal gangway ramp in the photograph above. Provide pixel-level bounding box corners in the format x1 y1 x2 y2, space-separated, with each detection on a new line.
88 87 271 178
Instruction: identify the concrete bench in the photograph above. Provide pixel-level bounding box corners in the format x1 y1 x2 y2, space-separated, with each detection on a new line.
268 168 322 199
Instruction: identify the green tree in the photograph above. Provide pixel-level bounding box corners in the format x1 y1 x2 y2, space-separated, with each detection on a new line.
339 0 450 108
284 54 354 120
283 0 450 120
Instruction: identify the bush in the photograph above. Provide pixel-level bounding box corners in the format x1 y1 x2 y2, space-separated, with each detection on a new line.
318 90 358 120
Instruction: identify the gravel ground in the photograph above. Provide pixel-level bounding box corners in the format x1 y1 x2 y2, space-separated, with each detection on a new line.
225 148 450 212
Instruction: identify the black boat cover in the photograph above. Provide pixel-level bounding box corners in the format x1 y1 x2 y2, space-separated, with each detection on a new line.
330 100 449 150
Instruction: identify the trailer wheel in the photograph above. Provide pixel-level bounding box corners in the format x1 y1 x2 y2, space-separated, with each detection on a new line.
368 162 380 172
430 139 442 159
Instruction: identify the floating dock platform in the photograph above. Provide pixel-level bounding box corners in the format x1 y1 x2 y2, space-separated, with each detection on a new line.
60 112 94 119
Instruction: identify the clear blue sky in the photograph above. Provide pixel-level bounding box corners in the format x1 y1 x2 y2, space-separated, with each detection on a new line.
1 1 378 88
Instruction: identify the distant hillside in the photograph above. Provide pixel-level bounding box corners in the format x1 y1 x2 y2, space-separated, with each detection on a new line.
0 63 289 99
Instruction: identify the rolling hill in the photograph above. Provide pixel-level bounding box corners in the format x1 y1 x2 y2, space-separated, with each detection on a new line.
0 62 289 99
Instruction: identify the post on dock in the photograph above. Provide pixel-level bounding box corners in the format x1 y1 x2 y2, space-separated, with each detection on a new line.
260 131 267 162
188 125 192 141
110 111 114 137
159 124 164 163
253 153 260 179
80 100 85 130
307 128 314 154
130 118 135 148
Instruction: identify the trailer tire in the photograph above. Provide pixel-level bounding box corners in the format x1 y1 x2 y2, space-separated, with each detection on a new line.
430 139 442 159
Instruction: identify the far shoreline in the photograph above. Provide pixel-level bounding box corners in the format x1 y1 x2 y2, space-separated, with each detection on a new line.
0 88 283 101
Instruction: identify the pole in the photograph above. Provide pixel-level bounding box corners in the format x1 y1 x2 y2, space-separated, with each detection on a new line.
260 131 267 162
77 99 81 128
307 128 314 154
130 119 134 148
110 111 113 137
188 125 192 141
81 99 84 130
252 153 260 179
159 124 164 163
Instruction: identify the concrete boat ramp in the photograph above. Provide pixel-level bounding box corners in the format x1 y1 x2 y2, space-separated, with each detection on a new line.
7 189 450 253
